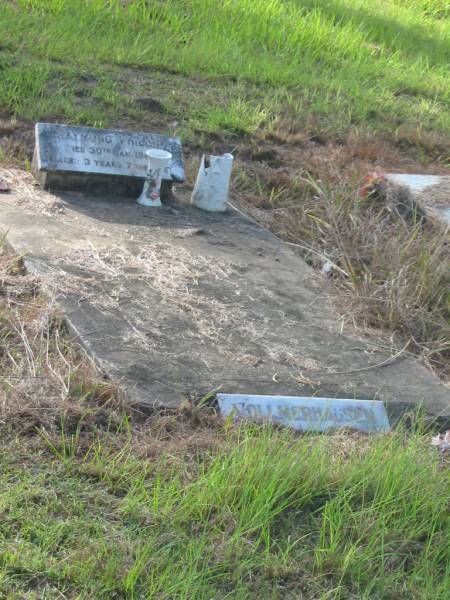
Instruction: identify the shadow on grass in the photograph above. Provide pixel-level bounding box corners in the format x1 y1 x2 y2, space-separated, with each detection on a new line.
299 0 450 67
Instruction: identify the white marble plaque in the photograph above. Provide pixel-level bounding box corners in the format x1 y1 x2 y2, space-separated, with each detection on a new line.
217 394 390 433
34 122 185 181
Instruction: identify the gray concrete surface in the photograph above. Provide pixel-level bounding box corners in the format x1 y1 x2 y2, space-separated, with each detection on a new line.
0 175 449 420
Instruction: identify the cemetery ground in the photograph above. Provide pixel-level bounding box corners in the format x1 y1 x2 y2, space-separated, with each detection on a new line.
0 248 449 599
0 1 450 598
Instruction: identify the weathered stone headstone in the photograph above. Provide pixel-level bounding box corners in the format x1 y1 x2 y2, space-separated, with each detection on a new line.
386 173 450 227
32 122 185 197
217 394 390 433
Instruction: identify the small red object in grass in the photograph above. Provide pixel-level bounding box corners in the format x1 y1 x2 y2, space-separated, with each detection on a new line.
359 170 385 198
0 179 10 193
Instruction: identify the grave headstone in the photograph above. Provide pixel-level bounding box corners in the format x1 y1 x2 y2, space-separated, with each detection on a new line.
386 173 450 227
217 394 390 433
32 122 185 197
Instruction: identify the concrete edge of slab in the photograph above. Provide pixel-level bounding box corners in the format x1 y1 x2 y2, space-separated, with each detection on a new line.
7 253 450 429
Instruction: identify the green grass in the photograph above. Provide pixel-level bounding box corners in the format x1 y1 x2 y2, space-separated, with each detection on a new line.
0 0 449 139
1 423 449 599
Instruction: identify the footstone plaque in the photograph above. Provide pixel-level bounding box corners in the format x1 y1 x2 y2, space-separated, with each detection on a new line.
217 394 390 433
32 123 185 197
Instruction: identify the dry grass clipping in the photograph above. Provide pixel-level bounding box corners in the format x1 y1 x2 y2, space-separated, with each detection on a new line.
0 166 64 213
46 241 270 350
0 246 127 434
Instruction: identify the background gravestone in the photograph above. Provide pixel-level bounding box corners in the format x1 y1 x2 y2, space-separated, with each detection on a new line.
32 122 185 197
385 173 450 227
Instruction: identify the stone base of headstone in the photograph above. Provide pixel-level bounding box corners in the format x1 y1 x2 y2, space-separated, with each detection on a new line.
32 157 173 199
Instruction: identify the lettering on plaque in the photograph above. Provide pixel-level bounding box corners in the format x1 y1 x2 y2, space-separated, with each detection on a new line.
33 122 185 182
217 394 390 433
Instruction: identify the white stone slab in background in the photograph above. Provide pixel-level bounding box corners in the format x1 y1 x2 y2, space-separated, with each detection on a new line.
217 394 390 433
386 173 450 226
387 174 442 193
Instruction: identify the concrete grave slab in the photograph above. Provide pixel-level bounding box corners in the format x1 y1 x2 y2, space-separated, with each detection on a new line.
32 123 185 197
386 173 450 227
0 170 449 421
